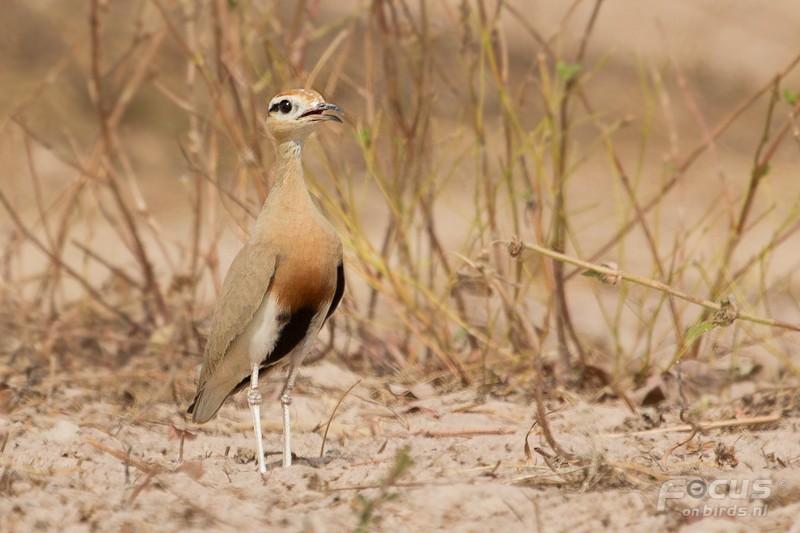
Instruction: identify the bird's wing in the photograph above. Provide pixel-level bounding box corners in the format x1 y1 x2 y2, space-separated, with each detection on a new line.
200 241 278 380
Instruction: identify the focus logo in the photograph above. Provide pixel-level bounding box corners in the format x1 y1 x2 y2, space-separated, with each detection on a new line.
656 478 774 515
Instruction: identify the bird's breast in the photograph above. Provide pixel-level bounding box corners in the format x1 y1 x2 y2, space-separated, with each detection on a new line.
253 197 341 314
270 240 340 314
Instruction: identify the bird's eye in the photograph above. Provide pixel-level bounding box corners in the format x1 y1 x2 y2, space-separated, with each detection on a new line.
279 100 292 114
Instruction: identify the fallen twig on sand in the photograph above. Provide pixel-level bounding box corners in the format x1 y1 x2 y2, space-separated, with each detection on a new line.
599 414 780 438
413 428 516 438
84 437 166 476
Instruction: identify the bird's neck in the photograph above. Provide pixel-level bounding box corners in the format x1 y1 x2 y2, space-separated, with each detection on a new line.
273 139 305 188
254 138 314 235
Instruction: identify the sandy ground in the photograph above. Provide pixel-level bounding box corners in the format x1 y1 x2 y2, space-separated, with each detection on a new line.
2 356 800 532
3 2 800 532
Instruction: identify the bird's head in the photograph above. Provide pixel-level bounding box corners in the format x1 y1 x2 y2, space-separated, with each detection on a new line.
265 89 343 143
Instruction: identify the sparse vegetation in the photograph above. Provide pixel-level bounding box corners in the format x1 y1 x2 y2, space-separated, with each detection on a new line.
354 445 413 533
2 1 800 531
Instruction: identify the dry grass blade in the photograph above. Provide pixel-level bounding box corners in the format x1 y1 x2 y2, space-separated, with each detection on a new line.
514 239 800 334
0 189 137 329
2 3 800 530
600 414 781 438
84 437 165 476
320 379 361 458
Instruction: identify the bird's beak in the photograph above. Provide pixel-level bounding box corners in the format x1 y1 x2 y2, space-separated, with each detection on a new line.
299 102 344 123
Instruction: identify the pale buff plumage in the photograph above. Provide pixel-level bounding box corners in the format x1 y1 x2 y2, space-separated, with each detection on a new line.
188 89 345 473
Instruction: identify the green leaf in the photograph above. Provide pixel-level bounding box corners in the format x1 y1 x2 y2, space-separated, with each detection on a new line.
752 164 770 180
783 88 799 106
357 128 371 145
581 269 604 280
556 60 581 83
685 321 717 344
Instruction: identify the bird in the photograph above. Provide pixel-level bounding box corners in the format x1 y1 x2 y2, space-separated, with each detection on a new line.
187 88 345 473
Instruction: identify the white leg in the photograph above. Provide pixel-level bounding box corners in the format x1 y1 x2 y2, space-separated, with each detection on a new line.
281 392 291 467
279 364 301 467
248 364 267 474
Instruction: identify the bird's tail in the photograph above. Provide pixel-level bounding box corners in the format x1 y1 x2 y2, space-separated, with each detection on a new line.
187 380 236 424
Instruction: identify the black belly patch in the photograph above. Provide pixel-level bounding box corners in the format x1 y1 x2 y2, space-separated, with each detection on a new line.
230 306 316 394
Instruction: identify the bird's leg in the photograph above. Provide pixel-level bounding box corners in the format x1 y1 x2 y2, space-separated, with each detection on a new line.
279 363 302 467
248 364 267 474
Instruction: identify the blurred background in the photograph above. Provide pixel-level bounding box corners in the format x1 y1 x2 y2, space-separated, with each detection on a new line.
1 0 799 389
